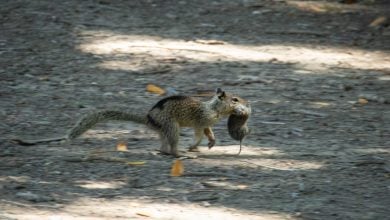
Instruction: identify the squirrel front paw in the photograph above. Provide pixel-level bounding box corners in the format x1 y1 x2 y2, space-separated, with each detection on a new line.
208 139 215 149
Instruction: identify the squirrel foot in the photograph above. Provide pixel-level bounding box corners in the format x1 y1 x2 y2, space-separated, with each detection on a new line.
208 139 215 149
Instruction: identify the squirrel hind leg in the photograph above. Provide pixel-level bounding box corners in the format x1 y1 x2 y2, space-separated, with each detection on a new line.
158 133 171 155
161 122 180 157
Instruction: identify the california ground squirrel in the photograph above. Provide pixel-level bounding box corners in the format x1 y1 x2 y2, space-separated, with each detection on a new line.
14 88 251 157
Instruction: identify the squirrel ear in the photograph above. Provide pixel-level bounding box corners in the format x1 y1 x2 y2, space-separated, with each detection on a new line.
216 88 226 99
216 88 226 95
218 92 226 100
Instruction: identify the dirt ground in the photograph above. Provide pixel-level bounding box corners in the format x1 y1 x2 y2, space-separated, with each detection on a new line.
1 0 389 219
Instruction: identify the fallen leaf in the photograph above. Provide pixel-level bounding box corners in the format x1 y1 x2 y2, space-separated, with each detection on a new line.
146 84 165 95
127 161 146 166
171 159 184 177
358 98 368 105
116 141 128 152
369 16 387 28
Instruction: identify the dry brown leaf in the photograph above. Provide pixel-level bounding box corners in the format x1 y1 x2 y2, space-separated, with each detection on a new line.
116 141 128 152
170 159 184 177
369 16 387 28
358 98 368 105
146 84 165 95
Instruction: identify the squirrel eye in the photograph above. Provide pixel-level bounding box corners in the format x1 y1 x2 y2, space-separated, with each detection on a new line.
232 97 239 102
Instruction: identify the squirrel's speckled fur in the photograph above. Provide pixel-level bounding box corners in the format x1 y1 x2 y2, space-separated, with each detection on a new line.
14 88 251 157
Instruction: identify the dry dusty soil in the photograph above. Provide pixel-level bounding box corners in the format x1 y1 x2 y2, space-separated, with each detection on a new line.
1 0 389 219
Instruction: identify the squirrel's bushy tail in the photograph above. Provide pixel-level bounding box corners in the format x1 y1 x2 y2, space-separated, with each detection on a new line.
68 110 146 139
13 110 147 146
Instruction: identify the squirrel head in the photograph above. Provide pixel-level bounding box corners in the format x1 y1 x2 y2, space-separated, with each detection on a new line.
213 88 250 116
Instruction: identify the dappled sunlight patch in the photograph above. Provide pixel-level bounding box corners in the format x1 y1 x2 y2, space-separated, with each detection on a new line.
77 32 390 72
378 75 390 81
241 158 324 171
352 148 389 154
81 129 132 139
1 197 295 220
98 60 145 71
286 0 363 14
0 176 30 183
1 214 111 220
202 145 287 157
199 145 324 171
63 198 295 220
309 101 333 108
199 156 324 171
201 180 249 190
81 127 157 140
75 180 126 189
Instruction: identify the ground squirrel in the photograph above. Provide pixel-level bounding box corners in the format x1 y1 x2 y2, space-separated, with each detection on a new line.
14 88 251 157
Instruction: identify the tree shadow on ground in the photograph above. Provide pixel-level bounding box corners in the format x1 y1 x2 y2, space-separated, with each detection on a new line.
1 0 389 219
